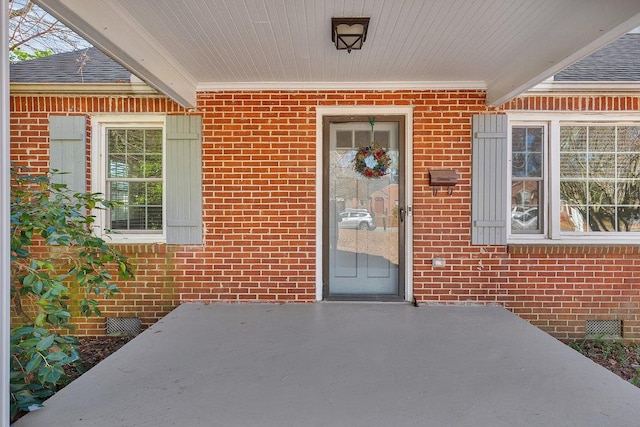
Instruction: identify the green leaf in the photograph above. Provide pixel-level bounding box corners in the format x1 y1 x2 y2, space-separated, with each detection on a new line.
46 351 67 363
38 365 63 385
22 273 36 286
25 354 43 374
35 313 47 327
35 334 56 351
32 280 44 295
10 326 36 340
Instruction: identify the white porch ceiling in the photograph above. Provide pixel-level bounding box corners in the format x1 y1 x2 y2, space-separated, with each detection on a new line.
34 0 640 108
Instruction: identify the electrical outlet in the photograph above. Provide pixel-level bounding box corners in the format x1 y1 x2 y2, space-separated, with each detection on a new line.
432 258 446 268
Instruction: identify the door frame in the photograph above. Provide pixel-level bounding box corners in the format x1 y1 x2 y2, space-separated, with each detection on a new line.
315 106 414 302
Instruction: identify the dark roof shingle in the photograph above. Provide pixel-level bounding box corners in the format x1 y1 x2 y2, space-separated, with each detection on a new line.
10 47 131 83
554 33 640 82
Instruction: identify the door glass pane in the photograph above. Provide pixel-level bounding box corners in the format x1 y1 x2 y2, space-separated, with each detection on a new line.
328 121 399 295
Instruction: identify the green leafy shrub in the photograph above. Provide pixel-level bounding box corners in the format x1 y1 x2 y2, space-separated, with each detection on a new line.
9 166 134 421
9 47 53 63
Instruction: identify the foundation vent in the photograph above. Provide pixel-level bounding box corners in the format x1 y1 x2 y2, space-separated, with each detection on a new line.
585 319 622 339
106 317 142 336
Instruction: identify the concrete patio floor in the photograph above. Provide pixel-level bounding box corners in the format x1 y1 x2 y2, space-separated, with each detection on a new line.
13 303 640 427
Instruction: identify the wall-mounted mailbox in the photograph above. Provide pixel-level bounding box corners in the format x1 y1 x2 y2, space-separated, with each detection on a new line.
429 169 459 195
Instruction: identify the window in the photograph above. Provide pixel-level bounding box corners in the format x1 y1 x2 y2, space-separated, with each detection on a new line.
559 125 640 233
92 116 166 243
107 128 163 233
508 114 640 243
511 126 544 234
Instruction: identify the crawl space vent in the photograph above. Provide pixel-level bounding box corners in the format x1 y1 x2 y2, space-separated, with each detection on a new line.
585 319 622 339
106 317 142 336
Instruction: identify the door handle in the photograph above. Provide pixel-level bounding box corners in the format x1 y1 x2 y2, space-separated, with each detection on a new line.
399 207 405 223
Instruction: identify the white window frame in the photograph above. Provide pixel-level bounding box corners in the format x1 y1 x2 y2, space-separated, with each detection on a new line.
508 112 640 245
509 121 549 241
91 114 167 243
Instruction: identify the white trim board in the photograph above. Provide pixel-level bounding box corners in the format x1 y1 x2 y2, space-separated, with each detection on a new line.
198 81 486 92
1 3 10 425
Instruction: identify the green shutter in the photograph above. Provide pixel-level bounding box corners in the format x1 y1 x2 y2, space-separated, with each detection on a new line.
166 116 203 244
471 114 508 245
49 116 86 193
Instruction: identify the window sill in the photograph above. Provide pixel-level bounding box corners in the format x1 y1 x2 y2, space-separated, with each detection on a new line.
101 233 166 245
507 244 640 255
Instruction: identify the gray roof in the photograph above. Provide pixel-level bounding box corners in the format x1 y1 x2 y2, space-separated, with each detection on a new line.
554 34 640 81
10 47 131 83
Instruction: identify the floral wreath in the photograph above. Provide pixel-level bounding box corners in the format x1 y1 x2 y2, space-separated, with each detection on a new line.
353 145 391 178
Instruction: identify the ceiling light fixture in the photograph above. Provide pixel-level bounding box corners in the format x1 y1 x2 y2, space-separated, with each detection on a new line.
331 17 370 53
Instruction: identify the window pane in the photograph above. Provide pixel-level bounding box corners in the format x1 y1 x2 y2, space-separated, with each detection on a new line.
560 153 586 178
373 130 390 149
127 129 144 153
589 127 615 152
511 180 542 233
512 128 526 151
108 129 127 153
618 126 640 152
145 154 163 178
336 131 352 148
512 153 526 177
127 154 144 178
560 181 587 205
148 182 163 205
145 129 163 153
588 181 614 205
526 153 542 177
109 181 128 203
587 206 616 232
108 156 128 178
589 153 615 179
129 207 147 229
355 130 369 146
129 182 147 206
109 205 128 230
560 153 587 178
617 207 640 232
617 181 640 204
513 153 542 178
561 205 587 232
617 154 640 178
560 126 587 151
147 207 163 230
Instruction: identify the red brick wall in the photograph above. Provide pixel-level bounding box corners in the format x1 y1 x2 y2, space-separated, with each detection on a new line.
10 95 188 334
498 94 640 340
9 90 640 340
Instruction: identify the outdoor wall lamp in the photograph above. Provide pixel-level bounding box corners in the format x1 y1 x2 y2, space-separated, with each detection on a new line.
332 17 370 53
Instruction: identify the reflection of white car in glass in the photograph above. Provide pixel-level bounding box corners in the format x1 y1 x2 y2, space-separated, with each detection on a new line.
338 210 376 230
512 207 538 230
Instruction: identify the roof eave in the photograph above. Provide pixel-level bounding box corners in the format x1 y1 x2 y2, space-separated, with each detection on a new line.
10 82 158 96
486 13 640 106
33 0 197 108
527 81 640 95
